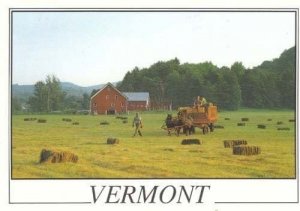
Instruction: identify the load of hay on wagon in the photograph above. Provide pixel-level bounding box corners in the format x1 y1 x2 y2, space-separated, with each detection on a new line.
162 96 218 136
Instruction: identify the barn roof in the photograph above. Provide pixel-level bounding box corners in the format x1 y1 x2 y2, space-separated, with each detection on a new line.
90 82 128 100
123 92 150 102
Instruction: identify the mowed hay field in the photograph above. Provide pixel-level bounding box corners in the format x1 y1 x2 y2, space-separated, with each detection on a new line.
12 109 295 178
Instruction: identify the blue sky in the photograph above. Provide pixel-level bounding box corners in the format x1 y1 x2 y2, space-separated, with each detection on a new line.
13 12 295 86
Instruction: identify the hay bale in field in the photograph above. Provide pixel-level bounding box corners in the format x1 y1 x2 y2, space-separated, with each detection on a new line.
24 118 37 121
72 122 79 125
289 119 295 122
100 121 109 125
241 118 249 121
237 123 245 126
223 140 247 148
224 118 230 120
277 121 283 125
62 118 72 122
277 127 290 131
214 125 224 129
181 139 202 145
37 119 47 123
257 124 266 129
232 146 261 156
107 137 119 144
267 118 272 121
39 149 78 163
116 116 128 120
122 120 128 124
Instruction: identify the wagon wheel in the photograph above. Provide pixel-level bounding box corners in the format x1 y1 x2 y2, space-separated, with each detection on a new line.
183 127 187 135
209 123 214 132
202 125 209 134
191 126 195 134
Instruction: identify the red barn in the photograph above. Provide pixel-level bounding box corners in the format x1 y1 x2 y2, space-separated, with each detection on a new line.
90 83 128 115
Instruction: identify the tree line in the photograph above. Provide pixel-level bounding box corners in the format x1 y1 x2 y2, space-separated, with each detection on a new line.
12 46 295 113
117 46 295 110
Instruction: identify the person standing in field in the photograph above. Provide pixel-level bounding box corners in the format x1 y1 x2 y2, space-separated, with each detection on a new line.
132 113 143 137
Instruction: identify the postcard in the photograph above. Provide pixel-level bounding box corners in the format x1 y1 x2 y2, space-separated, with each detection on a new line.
1 3 299 211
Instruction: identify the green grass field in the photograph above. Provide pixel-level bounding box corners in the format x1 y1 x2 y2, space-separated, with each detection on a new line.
12 109 295 178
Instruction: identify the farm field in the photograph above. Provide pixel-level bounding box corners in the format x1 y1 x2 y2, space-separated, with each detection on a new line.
12 109 295 178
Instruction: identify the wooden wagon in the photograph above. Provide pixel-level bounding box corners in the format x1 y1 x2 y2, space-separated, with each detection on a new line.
177 104 218 134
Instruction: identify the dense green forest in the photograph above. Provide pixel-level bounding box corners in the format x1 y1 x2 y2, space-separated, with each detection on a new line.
117 46 296 110
12 46 295 113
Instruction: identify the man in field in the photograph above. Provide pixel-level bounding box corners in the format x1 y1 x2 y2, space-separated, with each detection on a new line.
132 113 143 137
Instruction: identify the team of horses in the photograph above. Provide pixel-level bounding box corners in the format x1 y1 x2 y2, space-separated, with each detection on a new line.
164 113 195 136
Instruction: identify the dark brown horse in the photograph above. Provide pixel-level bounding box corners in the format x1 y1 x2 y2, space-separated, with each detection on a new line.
165 114 194 136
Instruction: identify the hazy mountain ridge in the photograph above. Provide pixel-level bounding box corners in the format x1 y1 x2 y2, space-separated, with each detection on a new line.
12 82 117 102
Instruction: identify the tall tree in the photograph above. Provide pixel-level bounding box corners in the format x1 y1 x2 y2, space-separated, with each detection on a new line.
28 81 48 112
27 75 65 112
231 62 245 81
215 71 241 110
45 75 65 112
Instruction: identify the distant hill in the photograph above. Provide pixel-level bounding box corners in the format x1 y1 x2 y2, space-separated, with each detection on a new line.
12 82 118 102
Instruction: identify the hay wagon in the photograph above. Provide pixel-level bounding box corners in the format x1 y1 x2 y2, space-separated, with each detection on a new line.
162 104 218 135
177 104 218 134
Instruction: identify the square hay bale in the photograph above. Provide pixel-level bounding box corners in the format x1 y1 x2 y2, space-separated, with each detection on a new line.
122 120 128 124
257 124 266 129
72 122 79 125
181 139 202 145
116 116 128 120
241 118 249 121
237 123 245 126
289 119 295 122
24 118 37 121
267 118 272 121
107 138 119 144
277 127 290 131
39 149 78 163
100 121 109 125
277 121 283 125
224 118 230 120
223 140 247 148
214 125 224 129
232 146 261 156
37 119 47 123
62 118 72 122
